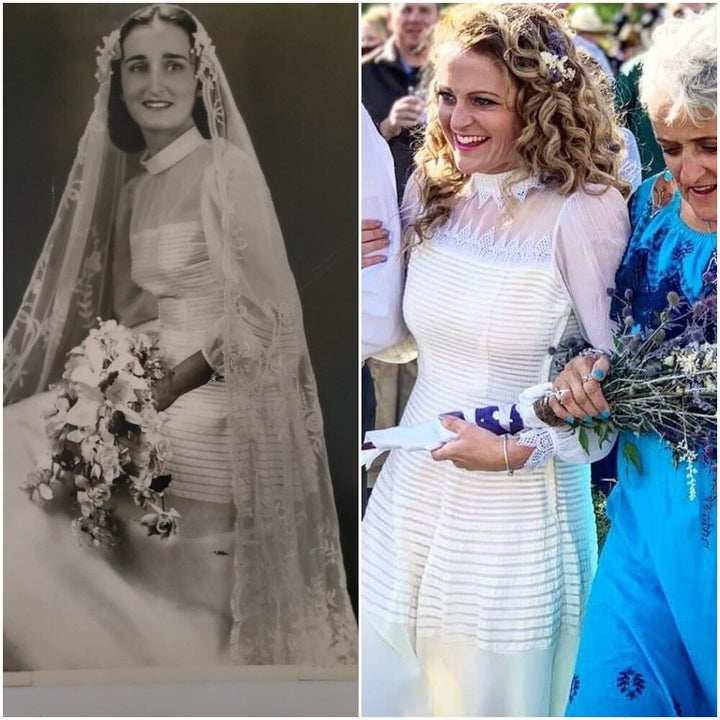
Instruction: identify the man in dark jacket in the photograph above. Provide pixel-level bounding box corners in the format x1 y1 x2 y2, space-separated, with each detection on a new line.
362 3 440 198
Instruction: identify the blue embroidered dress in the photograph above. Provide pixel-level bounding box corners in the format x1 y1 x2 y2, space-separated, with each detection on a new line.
566 176 717 716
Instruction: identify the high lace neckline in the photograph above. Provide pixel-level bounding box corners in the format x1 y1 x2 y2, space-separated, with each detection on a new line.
471 171 543 210
141 127 205 175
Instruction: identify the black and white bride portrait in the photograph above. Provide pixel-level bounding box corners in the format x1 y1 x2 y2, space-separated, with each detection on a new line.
4 3 358 677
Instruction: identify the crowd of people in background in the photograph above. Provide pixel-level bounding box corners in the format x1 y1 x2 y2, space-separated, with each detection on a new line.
362 3 709 185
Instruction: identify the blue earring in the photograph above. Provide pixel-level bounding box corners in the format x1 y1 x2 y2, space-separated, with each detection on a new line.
663 168 673 182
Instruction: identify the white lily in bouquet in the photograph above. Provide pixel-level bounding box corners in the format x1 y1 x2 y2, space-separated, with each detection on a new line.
22 319 180 548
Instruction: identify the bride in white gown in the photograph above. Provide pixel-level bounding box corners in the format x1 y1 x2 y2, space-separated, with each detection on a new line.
361 4 632 716
4 4 356 671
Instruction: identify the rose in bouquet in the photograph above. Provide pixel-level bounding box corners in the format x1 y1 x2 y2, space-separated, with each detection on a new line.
21 319 180 547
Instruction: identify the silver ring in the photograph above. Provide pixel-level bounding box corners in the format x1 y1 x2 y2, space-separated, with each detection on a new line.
551 387 569 404
581 374 594 383
579 348 606 359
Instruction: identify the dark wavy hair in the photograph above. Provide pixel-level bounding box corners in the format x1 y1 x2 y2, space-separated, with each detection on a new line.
108 4 211 153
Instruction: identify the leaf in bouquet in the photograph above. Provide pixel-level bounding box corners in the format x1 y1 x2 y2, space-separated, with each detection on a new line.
107 409 126 435
623 442 643 474
121 457 140 478
578 426 590 455
149 474 172 493
595 420 615 448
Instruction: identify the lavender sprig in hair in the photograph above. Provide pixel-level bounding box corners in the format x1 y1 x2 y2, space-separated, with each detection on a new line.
539 29 576 88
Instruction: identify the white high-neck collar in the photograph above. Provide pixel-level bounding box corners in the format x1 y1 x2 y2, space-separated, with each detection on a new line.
141 127 205 175
472 171 542 209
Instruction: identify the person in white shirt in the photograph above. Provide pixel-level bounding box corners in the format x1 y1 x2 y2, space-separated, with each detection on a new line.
361 105 407 511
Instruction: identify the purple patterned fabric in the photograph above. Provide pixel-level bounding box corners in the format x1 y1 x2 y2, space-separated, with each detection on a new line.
446 405 525 434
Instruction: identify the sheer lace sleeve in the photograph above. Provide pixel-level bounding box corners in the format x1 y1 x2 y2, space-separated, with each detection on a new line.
400 171 424 232
555 185 630 351
516 186 630 470
112 179 159 331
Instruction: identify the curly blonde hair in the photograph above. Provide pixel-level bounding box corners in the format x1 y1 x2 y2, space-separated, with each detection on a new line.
413 3 630 241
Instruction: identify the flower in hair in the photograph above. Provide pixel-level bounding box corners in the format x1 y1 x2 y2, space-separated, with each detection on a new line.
539 49 576 88
192 28 218 82
547 30 569 57
94 29 121 85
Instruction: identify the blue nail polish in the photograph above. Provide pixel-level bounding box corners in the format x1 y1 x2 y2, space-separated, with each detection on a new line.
583 416 593 424
592 368 605 380
565 416 575 425
599 410 611 420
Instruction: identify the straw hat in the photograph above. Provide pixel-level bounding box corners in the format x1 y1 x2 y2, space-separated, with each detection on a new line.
570 5 614 34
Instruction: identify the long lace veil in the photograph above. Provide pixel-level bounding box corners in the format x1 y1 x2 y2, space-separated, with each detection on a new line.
3 9 357 665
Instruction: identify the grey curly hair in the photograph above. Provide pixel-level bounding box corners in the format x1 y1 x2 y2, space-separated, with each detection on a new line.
639 7 717 124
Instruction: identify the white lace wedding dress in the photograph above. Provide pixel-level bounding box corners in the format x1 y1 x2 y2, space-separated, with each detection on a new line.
4 128 356 671
361 172 630 716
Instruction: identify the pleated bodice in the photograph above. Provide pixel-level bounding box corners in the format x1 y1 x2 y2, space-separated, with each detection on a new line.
131 221 223 367
127 139 233 504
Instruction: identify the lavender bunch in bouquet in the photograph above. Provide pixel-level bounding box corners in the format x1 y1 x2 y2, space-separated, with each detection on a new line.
22 319 180 548
364 265 716 500
454 267 717 498
561 283 715 461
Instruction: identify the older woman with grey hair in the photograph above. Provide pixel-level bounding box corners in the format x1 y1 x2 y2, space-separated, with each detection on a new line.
558 7 716 716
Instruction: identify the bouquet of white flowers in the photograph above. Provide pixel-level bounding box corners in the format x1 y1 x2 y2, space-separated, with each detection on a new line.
22 319 180 548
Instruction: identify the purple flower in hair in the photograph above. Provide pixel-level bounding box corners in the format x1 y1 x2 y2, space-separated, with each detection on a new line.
547 30 568 56
539 30 575 88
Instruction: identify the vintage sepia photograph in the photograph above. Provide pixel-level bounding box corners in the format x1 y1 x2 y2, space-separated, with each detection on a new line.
3 2 359 700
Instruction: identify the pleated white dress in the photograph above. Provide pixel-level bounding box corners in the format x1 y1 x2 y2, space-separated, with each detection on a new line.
361 173 630 716
4 130 301 670
127 132 235 506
